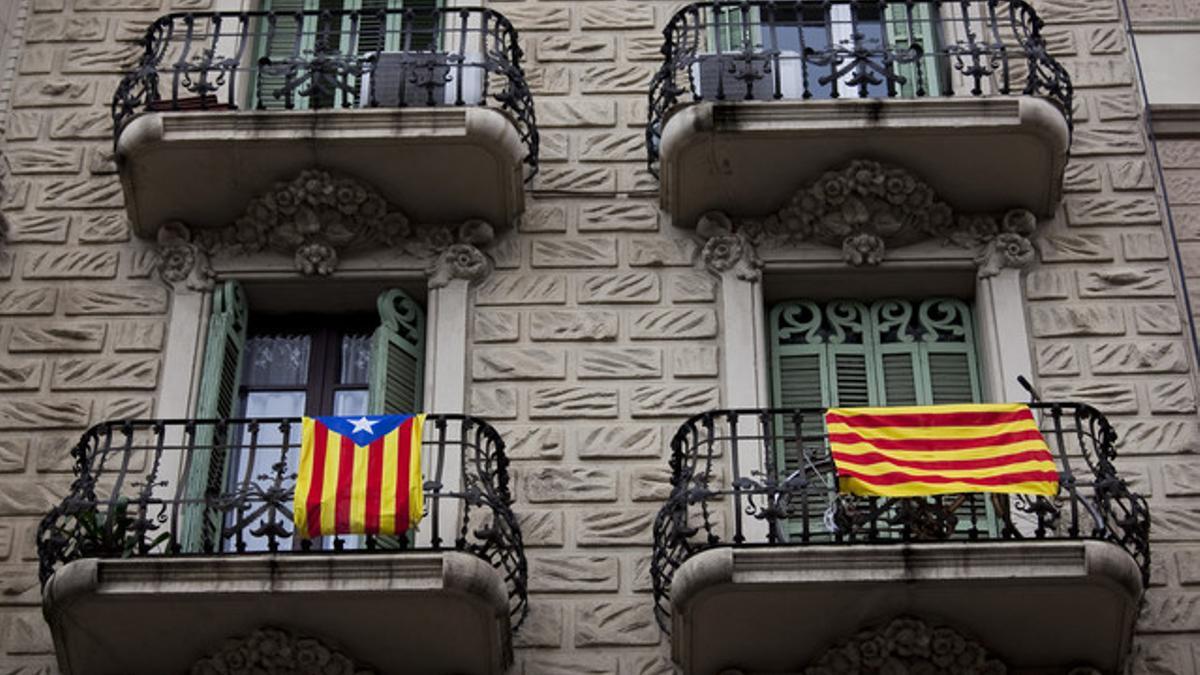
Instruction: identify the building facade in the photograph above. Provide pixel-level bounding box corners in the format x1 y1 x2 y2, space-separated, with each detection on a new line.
0 0 1196 672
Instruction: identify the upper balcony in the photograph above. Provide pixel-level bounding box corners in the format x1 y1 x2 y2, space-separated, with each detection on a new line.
652 403 1148 674
647 0 1073 229
114 8 538 239
38 415 526 675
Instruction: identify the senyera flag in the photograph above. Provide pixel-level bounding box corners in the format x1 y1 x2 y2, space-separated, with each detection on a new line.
825 404 1059 498
294 414 425 539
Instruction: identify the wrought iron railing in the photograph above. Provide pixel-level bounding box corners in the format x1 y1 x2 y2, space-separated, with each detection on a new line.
646 0 1073 173
37 414 528 629
650 402 1150 630
113 8 539 178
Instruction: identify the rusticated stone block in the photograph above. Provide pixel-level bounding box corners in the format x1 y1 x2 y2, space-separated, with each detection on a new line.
0 361 44 391
63 286 168 315
1089 342 1188 374
1070 125 1144 157
88 146 118 175
494 425 563 460
78 213 129 243
1139 590 1200 632
1134 304 1183 335
1034 232 1113 262
52 356 160 390
671 273 716 303
1122 232 1168 261
475 274 566 306
33 434 80 472
530 386 618 418
1164 464 1200 498
4 181 30 209
1110 159 1154 191
626 655 675 675
112 322 165 352
0 287 58 315
513 603 563 648
474 310 518 343
0 524 11 558
579 132 644 162
528 555 619 592
631 553 653 592
517 509 563 547
1066 196 1160 225
579 202 659 231
1039 382 1138 414
539 132 569 163
575 601 660 646
61 43 143 73
7 214 71 243
1149 379 1196 413
49 109 112 139
101 395 155 420
27 16 107 42
537 35 614 62
578 347 662 379
529 309 618 341
581 5 654 29
673 345 719 378
1113 419 1200 455
532 239 618 268
14 79 96 107
580 64 658 93
126 250 158 279
7 112 44 140
39 178 124 209
500 6 569 31
1066 59 1132 88
1161 140 1200 169
6 146 83 174
1024 270 1071 300
630 308 717 339
627 237 697 267
520 204 567 233
489 238 521 270
576 425 662 459
1078 267 1173 298
5 610 54 654
1085 26 1123 54
577 509 655 546
621 167 662 193
469 386 517 419
0 399 91 429
1167 171 1200 205
522 653 617 675
630 466 675 502
536 166 617 192
1029 305 1125 337
526 65 571 95
1095 90 1138 121
75 0 159 8
23 249 118 279
626 35 666 61
526 467 617 502
472 348 566 381
631 384 719 417
1063 161 1102 192
578 272 660 304
1152 506 1200 542
538 100 616 127
0 439 29 473
1035 343 1079 376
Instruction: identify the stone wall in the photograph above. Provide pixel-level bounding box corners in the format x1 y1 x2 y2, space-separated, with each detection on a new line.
0 0 1198 673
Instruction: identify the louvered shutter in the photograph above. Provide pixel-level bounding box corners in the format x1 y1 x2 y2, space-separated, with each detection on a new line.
253 0 315 110
368 289 425 549
181 280 249 552
885 1 942 96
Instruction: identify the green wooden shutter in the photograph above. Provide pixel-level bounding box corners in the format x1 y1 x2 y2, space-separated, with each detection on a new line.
885 2 941 97
253 0 316 110
181 280 249 552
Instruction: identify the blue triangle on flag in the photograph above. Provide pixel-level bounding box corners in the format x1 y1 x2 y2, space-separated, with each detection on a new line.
314 414 414 446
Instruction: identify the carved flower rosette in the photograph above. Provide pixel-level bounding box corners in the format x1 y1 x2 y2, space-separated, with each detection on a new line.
697 160 1042 279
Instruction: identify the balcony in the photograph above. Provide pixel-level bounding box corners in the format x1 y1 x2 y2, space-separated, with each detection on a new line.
38 415 526 675
114 9 538 239
652 404 1149 674
647 0 1073 229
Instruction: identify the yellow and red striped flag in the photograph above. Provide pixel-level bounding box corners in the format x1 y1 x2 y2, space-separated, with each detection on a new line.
825 404 1059 497
293 414 425 539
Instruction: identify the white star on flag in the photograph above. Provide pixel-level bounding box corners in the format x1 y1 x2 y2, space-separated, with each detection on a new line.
349 416 378 434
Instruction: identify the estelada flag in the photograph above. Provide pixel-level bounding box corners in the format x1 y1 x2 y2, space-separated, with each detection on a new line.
294 414 425 539
825 404 1059 498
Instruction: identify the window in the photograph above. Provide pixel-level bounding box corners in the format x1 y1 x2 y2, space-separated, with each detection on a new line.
768 297 993 539
254 0 443 110
180 281 425 551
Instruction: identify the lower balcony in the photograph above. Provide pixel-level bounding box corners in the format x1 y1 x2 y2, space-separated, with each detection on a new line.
38 415 526 675
652 405 1149 674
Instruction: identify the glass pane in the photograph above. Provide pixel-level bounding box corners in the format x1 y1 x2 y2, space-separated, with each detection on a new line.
334 389 369 417
242 335 311 387
340 333 372 385
227 390 305 552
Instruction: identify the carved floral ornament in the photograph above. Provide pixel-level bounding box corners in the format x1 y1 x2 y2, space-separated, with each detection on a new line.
190 627 374 675
698 160 1040 282
155 169 496 290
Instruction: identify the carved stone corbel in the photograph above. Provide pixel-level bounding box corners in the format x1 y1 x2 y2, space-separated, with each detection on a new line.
156 221 214 291
803 617 1006 675
693 160 1042 280
427 220 496 289
190 627 374 675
